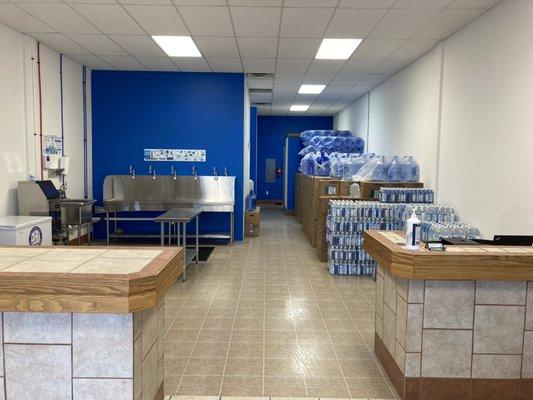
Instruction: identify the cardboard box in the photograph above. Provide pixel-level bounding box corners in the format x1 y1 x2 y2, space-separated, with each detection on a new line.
358 181 424 200
339 181 353 197
245 206 261 226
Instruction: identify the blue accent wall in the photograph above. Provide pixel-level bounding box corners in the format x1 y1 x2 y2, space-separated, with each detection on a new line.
257 116 333 201
250 107 258 189
91 70 245 240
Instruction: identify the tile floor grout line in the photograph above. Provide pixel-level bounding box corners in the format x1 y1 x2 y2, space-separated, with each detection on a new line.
164 258 210 338
294 236 354 399
173 245 235 395
279 222 309 398
217 235 252 396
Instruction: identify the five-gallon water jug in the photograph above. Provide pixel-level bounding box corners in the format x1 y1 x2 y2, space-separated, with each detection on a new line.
387 155 403 182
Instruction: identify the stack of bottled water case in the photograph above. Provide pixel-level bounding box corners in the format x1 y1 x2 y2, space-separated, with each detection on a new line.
326 200 476 277
378 188 434 204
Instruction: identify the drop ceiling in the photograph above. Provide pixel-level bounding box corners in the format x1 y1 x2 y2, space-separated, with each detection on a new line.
0 0 502 116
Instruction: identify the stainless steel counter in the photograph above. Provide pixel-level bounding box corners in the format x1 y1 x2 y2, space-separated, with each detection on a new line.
103 175 235 243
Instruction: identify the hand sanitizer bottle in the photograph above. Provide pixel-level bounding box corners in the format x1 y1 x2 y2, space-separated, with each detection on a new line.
406 210 421 250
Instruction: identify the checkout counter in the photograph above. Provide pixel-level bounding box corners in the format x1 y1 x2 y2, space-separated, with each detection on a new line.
0 245 182 400
363 230 533 400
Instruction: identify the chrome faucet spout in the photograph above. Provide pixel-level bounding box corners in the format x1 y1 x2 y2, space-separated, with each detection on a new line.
129 165 136 179
213 166 218 181
192 166 198 180
171 166 177 179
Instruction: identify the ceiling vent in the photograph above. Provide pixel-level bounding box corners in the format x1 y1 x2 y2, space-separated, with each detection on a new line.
246 73 273 80
249 88 272 94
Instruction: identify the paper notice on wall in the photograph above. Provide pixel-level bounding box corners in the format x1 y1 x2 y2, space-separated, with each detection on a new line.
143 149 206 162
43 135 63 155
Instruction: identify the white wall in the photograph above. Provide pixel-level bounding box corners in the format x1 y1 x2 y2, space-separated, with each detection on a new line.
437 0 533 235
0 23 27 216
334 93 369 144
334 0 533 237
368 47 443 190
0 21 92 223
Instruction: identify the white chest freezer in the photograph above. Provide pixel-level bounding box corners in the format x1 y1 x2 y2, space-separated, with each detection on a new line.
0 216 52 246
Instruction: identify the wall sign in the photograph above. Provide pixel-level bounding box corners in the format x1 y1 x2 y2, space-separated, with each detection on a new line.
144 148 206 162
43 134 63 155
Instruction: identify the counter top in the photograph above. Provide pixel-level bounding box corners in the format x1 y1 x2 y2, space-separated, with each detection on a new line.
0 246 183 313
363 230 533 280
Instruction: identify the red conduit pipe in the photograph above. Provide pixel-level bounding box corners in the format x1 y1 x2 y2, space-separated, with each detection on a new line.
37 42 44 179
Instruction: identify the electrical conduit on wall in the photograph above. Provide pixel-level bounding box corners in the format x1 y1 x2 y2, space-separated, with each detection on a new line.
37 42 44 180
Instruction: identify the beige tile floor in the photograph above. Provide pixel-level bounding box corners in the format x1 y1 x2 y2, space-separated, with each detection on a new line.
163 206 398 399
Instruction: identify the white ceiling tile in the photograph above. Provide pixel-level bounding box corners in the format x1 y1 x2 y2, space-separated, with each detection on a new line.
369 8 441 39
307 59 345 74
413 8 485 39
173 57 211 71
109 35 166 56
124 5 189 35
338 0 395 7
71 4 144 35
278 38 320 59
329 73 365 85
272 84 298 93
194 36 239 57
67 34 127 55
243 58 276 73
18 3 100 34
230 6 281 37
388 39 438 59
30 33 91 55
373 58 411 74
66 54 115 69
178 6 233 36
447 0 501 7
340 58 382 73
285 0 338 6
135 56 178 71
303 73 335 84
101 55 147 70
275 58 311 73
0 4 55 33
326 8 388 38
394 0 453 7
173 0 226 4
229 0 281 5
207 57 243 72
274 73 305 85
321 85 351 95
271 93 295 101
280 7 334 38
351 38 404 59
237 37 277 58
358 73 390 85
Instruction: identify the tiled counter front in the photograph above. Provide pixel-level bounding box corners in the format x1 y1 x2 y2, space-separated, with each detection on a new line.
375 264 533 400
0 303 164 400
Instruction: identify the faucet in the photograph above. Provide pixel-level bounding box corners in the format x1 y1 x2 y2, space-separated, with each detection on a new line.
149 165 156 179
224 166 228 176
129 165 135 179
213 166 218 181
192 166 198 180
171 165 177 180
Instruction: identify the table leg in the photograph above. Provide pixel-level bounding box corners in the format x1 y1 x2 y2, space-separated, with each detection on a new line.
106 212 109 245
78 225 81 246
230 211 234 244
160 223 164 247
114 212 118 243
195 215 199 263
168 222 171 246
182 222 187 282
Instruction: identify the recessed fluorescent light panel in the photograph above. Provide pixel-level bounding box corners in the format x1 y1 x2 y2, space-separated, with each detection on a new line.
290 105 310 112
316 38 363 60
299 84 326 94
152 36 201 57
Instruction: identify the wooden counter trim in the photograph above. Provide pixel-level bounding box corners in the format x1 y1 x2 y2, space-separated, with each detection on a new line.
363 231 533 281
0 246 183 313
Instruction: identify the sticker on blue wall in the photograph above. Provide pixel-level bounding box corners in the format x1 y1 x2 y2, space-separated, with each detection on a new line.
144 149 206 162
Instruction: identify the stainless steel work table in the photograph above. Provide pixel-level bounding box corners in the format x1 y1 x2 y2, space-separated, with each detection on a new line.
155 207 203 281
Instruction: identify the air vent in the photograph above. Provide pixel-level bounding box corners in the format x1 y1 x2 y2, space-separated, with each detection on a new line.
252 102 271 105
249 88 272 94
246 73 274 80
